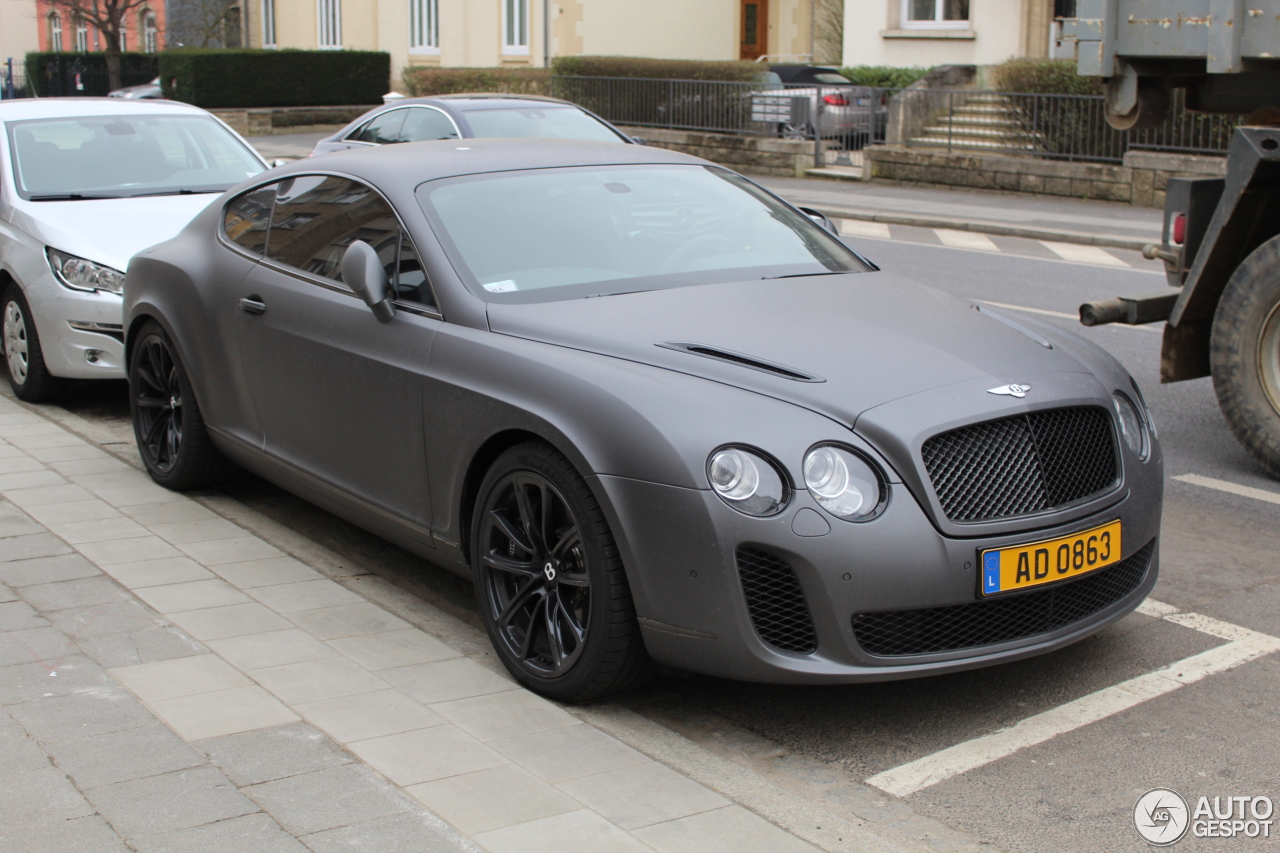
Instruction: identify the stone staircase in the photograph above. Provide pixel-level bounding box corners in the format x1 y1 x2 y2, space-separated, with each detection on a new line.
910 93 1041 153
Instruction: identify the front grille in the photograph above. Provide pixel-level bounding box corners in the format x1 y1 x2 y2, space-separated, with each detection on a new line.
852 539 1154 657
922 407 1118 523
736 547 817 654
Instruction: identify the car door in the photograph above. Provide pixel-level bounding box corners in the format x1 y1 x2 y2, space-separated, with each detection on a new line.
343 108 408 149
235 173 440 531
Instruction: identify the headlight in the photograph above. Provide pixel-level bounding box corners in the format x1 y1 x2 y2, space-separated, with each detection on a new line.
1112 391 1148 458
46 248 125 294
707 447 788 516
803 445 883 520
1130 377 1157 438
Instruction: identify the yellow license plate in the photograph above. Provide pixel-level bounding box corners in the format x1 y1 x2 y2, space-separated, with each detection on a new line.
980 520 1122 596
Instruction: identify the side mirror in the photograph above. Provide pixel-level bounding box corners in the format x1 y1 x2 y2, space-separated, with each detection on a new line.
269 158 290 168
629 135 649 145
798 206 839 236
341 240 395 323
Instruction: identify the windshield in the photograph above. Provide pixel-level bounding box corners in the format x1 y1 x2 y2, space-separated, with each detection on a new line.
417 164 869 303
460 107 624 143
7 114 266 200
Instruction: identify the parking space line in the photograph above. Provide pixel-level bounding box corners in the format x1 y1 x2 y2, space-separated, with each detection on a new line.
1040 240 1131 267
864 599 1280 798
935 229 999 251
1173 473 1280 506
837 218 891 239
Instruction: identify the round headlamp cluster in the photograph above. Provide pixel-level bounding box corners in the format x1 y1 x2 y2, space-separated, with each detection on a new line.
1112 391 1149 459
803 445 883 520
707 448 788 516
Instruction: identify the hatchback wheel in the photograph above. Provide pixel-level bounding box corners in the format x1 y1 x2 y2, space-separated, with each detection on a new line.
3 285 65 402
472 442 649 702
129 321 233 489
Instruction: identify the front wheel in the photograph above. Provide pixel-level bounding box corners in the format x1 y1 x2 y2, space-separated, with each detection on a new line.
3 285 65 402
471 442 649 702
1211 234 1280 477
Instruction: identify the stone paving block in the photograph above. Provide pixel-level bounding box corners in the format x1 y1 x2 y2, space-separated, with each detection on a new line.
77 536 184 567
347 724 507 786
327 628 460 670
0 552 101 587
407 764 580 835
557 762 729 830
0 581 15 602
296 688 445 744
0 532 73 563
0 766 97 834
149 518 250 545
84 765 259 839
0 723 51 773
76 625 207 669
0 814 130 853
24 443 109 463
0 599 51 631
211 556 323 589
167 603 293 641
179 537 286 566
250 657 389 705
129 812 309 853
379 657 516 705
0 454 44 474
208 628 337 671
112 653 251 702
21 576 127 612
51 457 133 477
248 579 364 614
292 602 413 640
0 469 68 490
3 483 96 507
7 686 155 742
431 690 579 743
631 805 822 853
23 499 122 526
99 557 216 589
120 501 220 526
197 722 353 787
0 625 75 667
48 598 168 639
45 723 204 788
149 685 300 740
0 514 45 538
133 579 252 614
47 516 151 545
0 654 118 703
298 808 477 853
489 724 648 784
473 809 654 853
245 764 413 835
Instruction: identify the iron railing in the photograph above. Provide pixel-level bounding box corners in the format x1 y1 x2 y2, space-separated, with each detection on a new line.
1 58 26 99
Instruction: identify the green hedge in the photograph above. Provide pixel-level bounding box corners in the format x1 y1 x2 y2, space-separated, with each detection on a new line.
402 66 552 97
550 55 766 83
991 58 1102 95
838 65 930 89
158 50 389 108
24 52 159 97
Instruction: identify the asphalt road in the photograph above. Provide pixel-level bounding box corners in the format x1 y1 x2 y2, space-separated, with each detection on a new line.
16 228 1280 853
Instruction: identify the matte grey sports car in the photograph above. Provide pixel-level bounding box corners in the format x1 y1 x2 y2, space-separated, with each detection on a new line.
122 139 1163 702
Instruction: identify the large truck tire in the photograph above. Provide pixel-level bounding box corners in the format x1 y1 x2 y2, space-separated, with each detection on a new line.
1211 233 1280 478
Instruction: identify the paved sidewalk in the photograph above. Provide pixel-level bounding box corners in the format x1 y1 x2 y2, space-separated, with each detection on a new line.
0 396 906 853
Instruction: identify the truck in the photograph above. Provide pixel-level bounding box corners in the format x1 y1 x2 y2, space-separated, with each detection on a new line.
1064 0 1280 477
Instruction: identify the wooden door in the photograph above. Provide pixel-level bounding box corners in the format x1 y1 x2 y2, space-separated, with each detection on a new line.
740 0 768 61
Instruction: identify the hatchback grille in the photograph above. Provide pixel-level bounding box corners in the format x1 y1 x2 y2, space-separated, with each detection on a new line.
921 407 1118 523
852 539 1154 657
736 547 817 654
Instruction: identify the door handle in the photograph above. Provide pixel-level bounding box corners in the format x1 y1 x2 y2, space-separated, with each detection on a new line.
239 296 266 315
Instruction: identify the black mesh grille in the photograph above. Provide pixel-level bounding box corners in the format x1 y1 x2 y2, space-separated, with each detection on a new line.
852 539 1155 657
921 407 1118 523
736 547 817 654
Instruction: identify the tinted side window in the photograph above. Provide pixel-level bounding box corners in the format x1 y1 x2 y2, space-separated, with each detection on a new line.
399 108 459 142
349 109 406 144
223 184 277 255
266 176 401 284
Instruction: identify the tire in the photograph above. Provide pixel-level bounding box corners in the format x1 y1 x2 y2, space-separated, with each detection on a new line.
1210 234 1280 478
3 284 66 402
471 441 650 703
128 321 235 490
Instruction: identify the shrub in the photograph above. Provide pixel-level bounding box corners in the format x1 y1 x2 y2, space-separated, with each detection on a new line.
838 65 930 89
991 58 1102 95
158 50 389 108
24 52 158 97
550 55 767 83
402 66 552 97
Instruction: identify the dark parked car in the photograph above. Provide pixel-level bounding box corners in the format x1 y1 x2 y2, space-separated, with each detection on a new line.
309 94 636 156
123 139 1163 702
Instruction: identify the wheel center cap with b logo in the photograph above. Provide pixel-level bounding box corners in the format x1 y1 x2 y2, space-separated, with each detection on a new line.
543 562 556 583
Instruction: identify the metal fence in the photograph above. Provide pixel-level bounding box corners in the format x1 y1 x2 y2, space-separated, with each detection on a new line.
35 62 157 98
1 58 26 99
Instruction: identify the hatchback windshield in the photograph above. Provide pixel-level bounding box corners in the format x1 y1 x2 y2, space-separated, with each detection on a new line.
418 164 868 302
459 107 623 143
8 114 265 200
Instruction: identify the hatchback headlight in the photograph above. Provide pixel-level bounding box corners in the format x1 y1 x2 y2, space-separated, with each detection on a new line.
1112 391 1148 458
707 447 788 516
803 445 884 520
46 248 125 294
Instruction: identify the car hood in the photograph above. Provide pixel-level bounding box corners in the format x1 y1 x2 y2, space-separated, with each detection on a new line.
9 194 221 273
486 271 1092 427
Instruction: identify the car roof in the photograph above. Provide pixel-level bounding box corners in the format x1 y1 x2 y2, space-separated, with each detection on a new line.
0 97 211 121
385 94 581 111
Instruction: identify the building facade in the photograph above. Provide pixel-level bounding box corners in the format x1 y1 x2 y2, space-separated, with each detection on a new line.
34 0 166 53
2 0 39 71
842 0 1057 69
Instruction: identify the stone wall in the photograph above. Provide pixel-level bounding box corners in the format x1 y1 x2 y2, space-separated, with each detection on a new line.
616 126 815 178
864 146 1227 208
210 105 374 137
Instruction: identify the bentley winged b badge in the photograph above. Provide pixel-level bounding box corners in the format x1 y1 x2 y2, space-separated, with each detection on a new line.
987 384 1031 398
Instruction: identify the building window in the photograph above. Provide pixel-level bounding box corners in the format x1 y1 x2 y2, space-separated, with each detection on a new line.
119 21 128 51
143 13 158 51
409 0 439 53
49 13 63 52
901 0 970 28
263 0 277 46
318 0 342 48
502 0 529 55
74 18 89 52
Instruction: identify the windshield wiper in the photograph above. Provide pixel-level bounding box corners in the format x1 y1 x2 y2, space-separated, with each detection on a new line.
127 188 224 198
28 192 122 201
760 270 850 280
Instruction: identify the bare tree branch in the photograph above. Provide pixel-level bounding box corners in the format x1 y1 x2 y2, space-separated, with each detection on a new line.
813 0 845 66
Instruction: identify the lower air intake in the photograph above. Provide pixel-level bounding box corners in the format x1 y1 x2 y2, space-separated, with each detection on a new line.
736 547 817 654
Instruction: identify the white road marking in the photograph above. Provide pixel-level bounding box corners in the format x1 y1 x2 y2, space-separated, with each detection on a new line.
1040 240 1131 267
935 229 999 251
1173 473 1280 506
838 218 891 239
864 600 1280 798
972 299 1161 332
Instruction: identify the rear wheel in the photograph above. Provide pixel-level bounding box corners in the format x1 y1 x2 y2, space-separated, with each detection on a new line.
1211 234 1280 477
3 285 65 402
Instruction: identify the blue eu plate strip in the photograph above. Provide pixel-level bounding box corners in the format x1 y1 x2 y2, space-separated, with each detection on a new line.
982 551 1001 594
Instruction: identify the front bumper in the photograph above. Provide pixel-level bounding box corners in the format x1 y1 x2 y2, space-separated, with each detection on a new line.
23 269 125 379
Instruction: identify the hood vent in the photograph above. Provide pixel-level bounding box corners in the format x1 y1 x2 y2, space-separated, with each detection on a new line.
658 342 824 383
